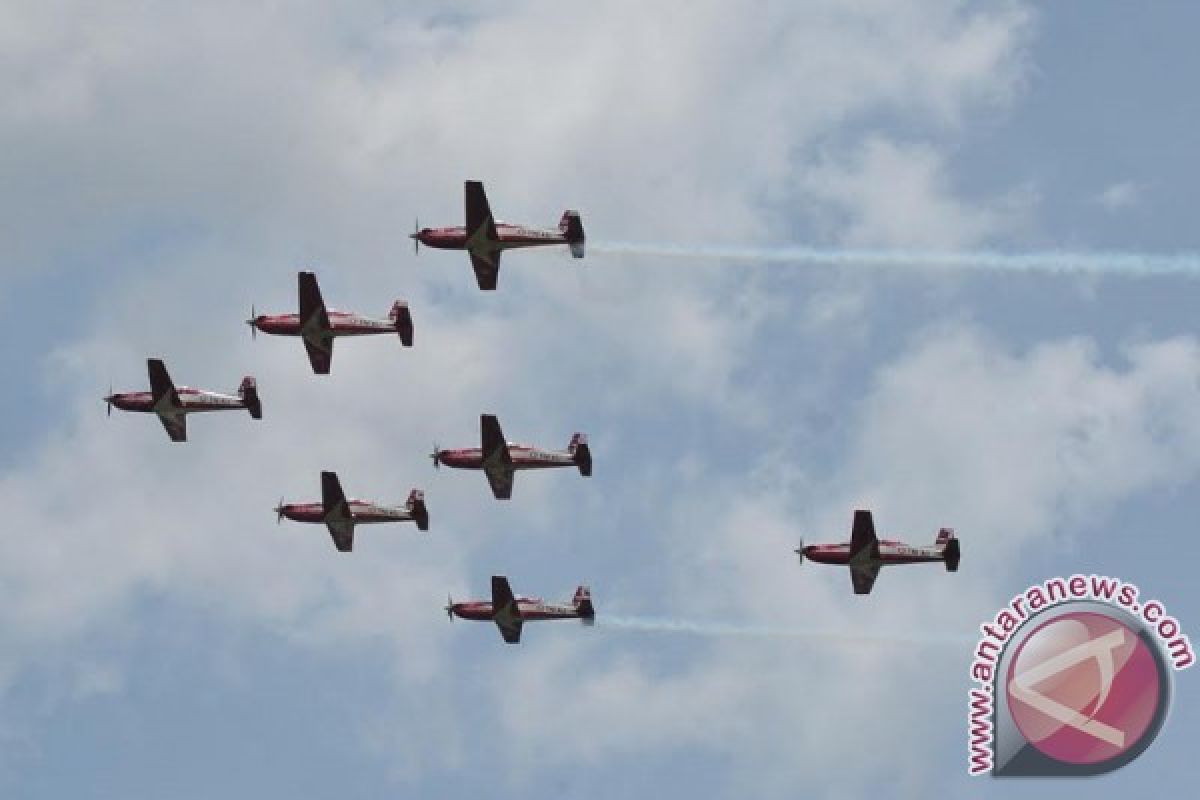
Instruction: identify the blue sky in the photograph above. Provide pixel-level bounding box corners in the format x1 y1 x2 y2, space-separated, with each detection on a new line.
2 2 1198 797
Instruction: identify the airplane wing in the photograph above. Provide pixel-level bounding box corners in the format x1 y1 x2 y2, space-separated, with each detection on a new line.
147 359 185 441
485 466 514 500
850 563 881 595
465 181 501 290
465 180 498 242
298 272 334 373
849 510 881 559
469 250 501 291
147 358 179 406
298 271 331 329
481 414 514 499
321 470 354 552
303 337 334 375
491 575 523 644
157 413 187 442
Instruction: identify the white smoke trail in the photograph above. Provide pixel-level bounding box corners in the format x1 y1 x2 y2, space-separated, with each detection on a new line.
591 242 1200 277
600 615 971 647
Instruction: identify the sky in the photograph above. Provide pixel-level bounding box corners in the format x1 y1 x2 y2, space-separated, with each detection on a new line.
1 1 1198 797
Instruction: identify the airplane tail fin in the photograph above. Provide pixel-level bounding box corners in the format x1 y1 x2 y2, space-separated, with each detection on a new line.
389 301 414 347
406 489 429 531
559 210 585 258
568 432 592 476
573 585 595 620
238 376 263 419
938 528 960 572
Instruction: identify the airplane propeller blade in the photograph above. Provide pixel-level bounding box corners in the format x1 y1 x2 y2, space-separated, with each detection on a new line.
794 538 805 563
445 593 454 621
412 218 420 254
105 383 113 417
429 443 440 470
275 497 285 524
246 305 258 340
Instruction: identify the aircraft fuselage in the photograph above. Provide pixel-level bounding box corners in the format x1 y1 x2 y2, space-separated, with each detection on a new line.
801 540 945 566
251 311 399 338
106 387 246 414
435 444 576 470
278 500 417 525
415 223 570 252
448 598 588 623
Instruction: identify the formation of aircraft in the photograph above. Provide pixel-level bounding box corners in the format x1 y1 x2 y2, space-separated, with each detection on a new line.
108 182 961 646
248 271 413 374
411 180 585 290
276 471 429 552
446 575 595 643
105 358 261 442
796 509 961 595
431 414 591 499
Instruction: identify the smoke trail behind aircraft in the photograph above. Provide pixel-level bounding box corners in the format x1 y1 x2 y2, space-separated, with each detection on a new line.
591 242 1200 277
601 615 971 647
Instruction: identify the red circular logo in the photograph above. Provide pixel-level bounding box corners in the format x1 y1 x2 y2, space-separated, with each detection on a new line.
1006 611 1162 765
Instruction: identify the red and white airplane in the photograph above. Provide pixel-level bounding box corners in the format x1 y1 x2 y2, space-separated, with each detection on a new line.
431 414 591 499
275 470 429 552
105 358 261 442
446 575 595 644
247 271 413 374
411 180 585 290
796 509 960 595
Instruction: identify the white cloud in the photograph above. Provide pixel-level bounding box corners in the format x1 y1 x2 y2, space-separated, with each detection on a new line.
798 137 1030 249
1095 180 1143 211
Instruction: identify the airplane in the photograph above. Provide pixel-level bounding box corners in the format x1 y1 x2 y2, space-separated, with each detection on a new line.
431 414 591 499
275 470 429 552
445 575 595 644
105 358 261 442
247 271 413 374
410 180 585 290
795 509 960 595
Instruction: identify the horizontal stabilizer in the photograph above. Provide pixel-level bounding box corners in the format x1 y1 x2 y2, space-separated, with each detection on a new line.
559 210 585 258
573 585 595 618
407 489 429 531
389 301 414 347
943 538 961 572
239 376 262 419
569 433 592 477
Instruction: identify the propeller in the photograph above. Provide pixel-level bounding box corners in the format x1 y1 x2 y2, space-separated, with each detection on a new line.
430 443 441 470
246 305 258 340
411 218 421 254
794 538 805 564
445 593 454 621
105 383 113 417
275 497 285 524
